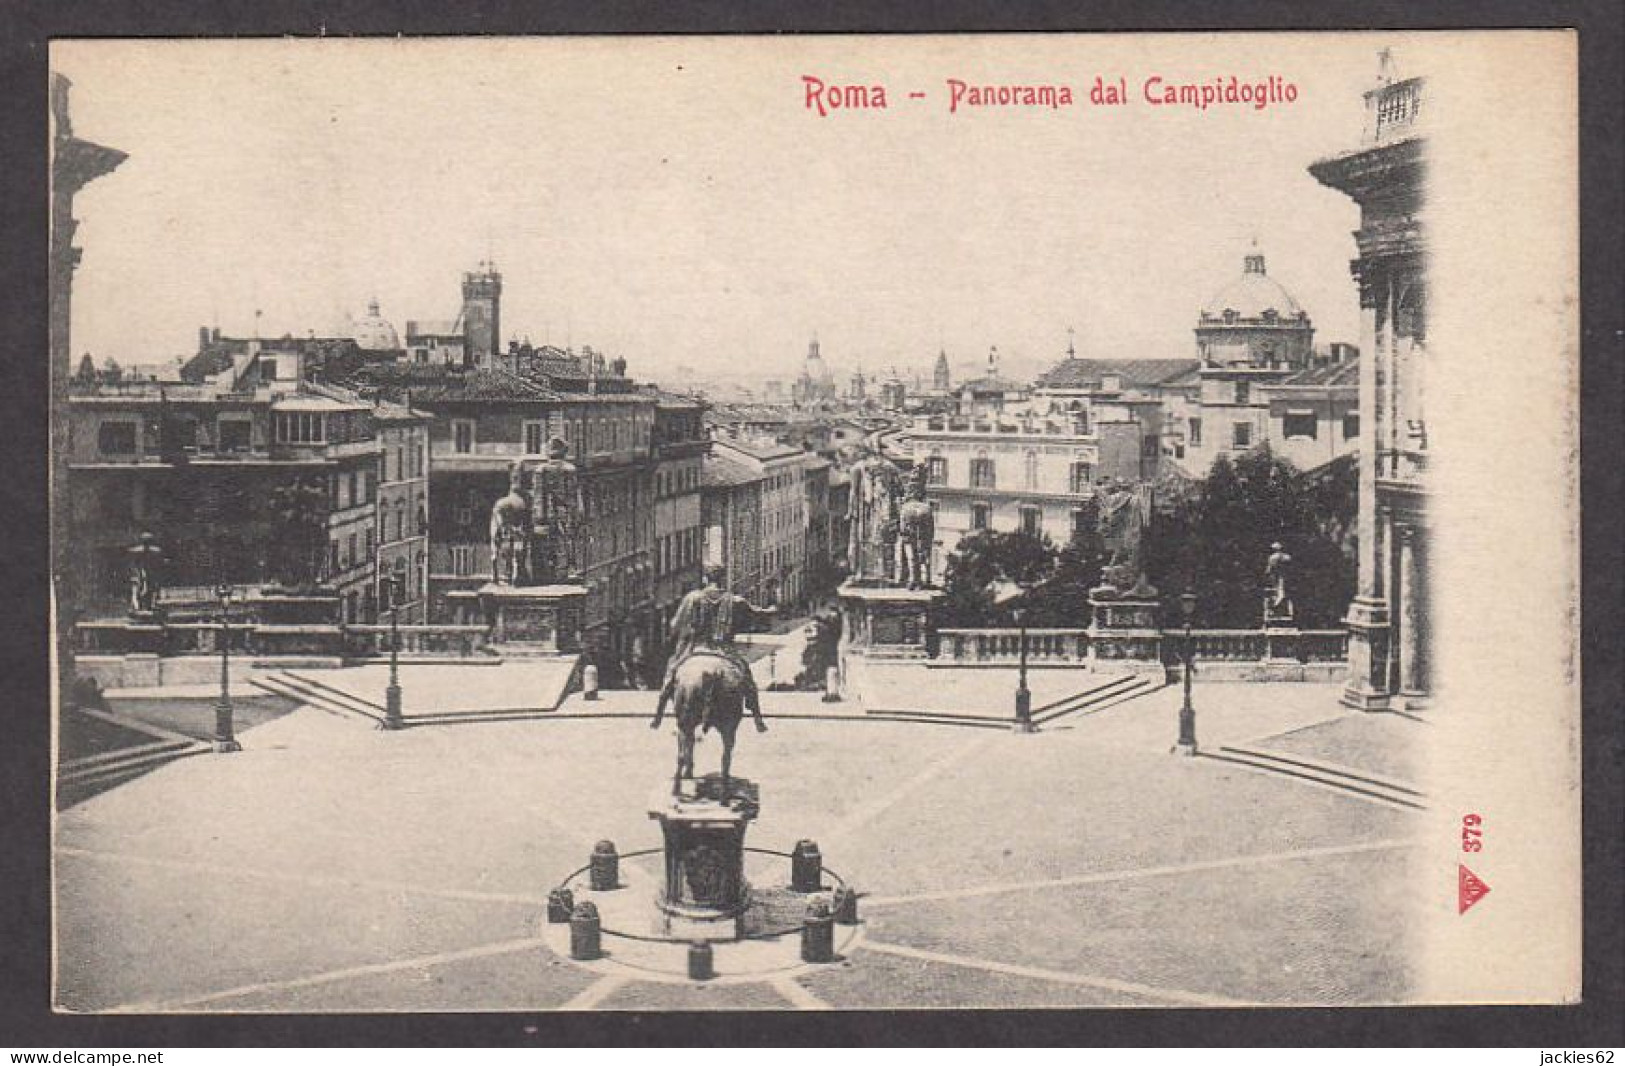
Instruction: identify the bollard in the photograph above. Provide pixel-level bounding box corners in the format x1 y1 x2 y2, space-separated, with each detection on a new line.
569 901 601 960
687 941 714 981
546 886 575 924
790 839 823 892
582 664 599 701
832 884 859 925
589 840 619 891
822 666 842 703
801 897 835 963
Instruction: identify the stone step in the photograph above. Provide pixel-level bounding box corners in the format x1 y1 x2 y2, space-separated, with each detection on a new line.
1032 674 1159 723
249 673 385 725
1204 747 1426 810
1216 744 1425 799
57 741 207 789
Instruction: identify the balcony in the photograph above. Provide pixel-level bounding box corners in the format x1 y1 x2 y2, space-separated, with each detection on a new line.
1365 76 1424 146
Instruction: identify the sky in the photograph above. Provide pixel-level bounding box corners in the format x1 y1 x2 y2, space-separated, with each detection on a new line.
53 34 1389 387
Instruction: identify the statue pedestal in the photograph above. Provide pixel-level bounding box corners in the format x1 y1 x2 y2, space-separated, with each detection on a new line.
648 775 760 941
477 583 586 658
1264 623 1301 664
1087 590 1164 672
837 582 942 662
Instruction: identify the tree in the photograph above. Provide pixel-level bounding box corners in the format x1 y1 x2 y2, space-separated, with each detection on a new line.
264 476 330 591
73 352 97 386
99 356 122 384
939 530 1058 626
1146 445 1356 628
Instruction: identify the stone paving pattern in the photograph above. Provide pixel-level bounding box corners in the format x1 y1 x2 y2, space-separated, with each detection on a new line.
55 679 1426 1011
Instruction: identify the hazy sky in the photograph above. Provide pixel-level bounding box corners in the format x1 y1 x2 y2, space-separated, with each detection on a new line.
54 35 1388 386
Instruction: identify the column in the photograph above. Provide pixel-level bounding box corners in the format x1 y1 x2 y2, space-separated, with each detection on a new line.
1398 524 1428 702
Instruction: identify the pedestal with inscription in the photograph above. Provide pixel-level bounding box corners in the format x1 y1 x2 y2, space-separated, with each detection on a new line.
648 775 760 941
478 582 586 658
1087 588 1164 672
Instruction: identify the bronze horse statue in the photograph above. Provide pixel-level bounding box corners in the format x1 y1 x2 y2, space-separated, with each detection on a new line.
659 650 754 798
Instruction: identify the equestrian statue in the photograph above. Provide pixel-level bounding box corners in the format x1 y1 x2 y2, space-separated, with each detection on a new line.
650 564 775 797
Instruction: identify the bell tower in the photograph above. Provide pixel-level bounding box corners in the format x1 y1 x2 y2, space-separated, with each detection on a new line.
461 261 502 369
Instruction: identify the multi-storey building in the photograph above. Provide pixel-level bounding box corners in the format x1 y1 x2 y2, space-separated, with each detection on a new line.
65 355 402 625
373 401 432 622
651 392 709 650
352 358 660 682
1310 55 1430 710
908 406 1125 569
710 438 817 610
702 451 767 602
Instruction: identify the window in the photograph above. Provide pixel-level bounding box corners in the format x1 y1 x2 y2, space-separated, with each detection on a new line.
1072 507 1092 541
1069 461 1093 494
347 533 358 569
1024 451 1039 490
1141 435 1159 459
1233 422 1252 448
1283 412 1318 440
98 421 138 455
1343 412 1360 440
275 412 325 444
170 418 199 451
259 358 278 382
453 419 475 454
524 420 546 455
970 457 996 489
1020 506 1041 537
329 540 340 576
972 503 992 531
364 528 374 558
1188 418 1203 446
1235 381 1251 404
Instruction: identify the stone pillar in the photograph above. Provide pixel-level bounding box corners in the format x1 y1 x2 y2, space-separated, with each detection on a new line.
1398 524 1428 704
648 777 760 941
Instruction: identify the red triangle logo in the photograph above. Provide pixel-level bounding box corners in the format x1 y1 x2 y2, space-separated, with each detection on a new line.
1459 864 1491 914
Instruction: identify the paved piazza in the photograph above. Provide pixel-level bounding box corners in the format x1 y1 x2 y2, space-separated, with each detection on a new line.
55 681 1424 1011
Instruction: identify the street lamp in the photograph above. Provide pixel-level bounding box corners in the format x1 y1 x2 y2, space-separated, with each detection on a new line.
1012 603 1035 733
213 582 241 753
382 572 405 730
1173 589 1198 756
992 579 1036 734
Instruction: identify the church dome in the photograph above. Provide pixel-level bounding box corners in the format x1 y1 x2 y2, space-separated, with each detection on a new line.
1202 254 1303 320
351 297 401 350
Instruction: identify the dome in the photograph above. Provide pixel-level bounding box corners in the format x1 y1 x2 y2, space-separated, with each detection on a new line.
1202 254 1303 320
350 297 401 350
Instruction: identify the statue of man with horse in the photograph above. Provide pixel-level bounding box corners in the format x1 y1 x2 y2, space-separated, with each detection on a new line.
650 564 775 797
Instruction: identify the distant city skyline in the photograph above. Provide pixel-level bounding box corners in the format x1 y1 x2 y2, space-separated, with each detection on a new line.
54 35 1395 386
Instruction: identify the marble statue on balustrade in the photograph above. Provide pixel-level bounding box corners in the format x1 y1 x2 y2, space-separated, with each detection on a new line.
1092 478 1158 600
126 531 164 618
845 446 905 586
489 461 532 586
896 464 937 590
1264 541 1295 625
528 436 583 585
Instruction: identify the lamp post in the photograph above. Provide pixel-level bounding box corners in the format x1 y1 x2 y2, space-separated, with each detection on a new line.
213 582 241 753
1012 603 1035 733
382 573 404 730
1173 589 1198 756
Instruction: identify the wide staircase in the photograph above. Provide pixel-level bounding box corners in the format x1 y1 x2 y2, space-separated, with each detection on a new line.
1201 743 1426 810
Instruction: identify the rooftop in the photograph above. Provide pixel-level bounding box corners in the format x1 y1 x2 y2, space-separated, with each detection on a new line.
1036 357 1202 391
702 451 770 488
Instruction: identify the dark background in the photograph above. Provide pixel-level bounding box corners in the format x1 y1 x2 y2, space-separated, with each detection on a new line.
2 0 1620 1049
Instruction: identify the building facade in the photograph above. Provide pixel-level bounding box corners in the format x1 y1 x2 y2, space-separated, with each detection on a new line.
1310 55 1430 710
373 402 432 622
652 393 710 659
65 368 402 625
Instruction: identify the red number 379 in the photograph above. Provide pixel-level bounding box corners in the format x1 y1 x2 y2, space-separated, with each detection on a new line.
1461 813 1484 853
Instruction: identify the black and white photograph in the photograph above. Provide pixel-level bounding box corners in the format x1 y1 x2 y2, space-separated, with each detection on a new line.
46 32 1584 1016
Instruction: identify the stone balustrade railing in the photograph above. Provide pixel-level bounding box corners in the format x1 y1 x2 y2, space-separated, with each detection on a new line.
76 619 492 660
937 628 1090 664
343 625 492 658
932 626 1348 666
